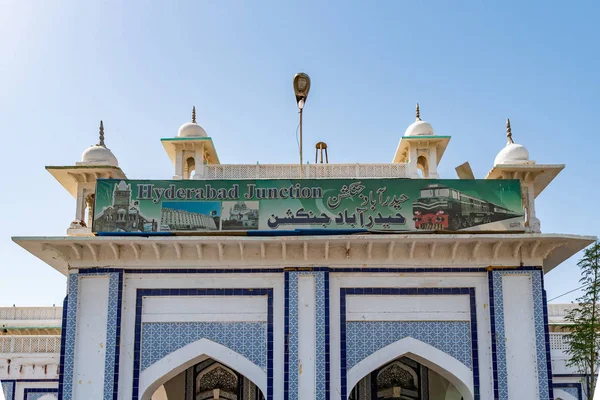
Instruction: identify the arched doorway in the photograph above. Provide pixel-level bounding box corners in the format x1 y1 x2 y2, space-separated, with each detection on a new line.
349 356 464 400
149 357 265 400
140 338 268 400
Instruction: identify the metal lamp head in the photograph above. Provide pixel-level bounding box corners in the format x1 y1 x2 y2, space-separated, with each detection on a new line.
293 73 311 109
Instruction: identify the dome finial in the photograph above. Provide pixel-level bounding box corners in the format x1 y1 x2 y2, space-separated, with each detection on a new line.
416 103 421 121
192 106 197 123
506 118 514 145
98 120 105 147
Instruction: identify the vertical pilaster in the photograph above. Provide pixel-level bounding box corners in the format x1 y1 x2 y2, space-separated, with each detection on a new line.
285 269 329 400
104 272 123 400
58 273 79 400
489 268 551 400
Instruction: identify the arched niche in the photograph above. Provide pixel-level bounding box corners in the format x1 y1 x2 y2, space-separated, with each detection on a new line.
347 336 474 400
140 338 267 400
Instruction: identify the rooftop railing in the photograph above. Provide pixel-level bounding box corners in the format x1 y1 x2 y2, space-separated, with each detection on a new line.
0 335 61 354
200 163 408 180
0 307 62 321
547 303 578 318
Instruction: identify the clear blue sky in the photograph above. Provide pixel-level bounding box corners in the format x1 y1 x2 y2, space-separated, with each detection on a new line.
0 0 598 306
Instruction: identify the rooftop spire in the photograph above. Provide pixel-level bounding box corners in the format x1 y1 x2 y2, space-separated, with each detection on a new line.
98 120 105 147
416 103 421 121
506 118 514 144
192 106 197 123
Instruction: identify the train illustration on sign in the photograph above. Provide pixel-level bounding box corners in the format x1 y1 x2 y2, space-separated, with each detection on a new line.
412 184 523 231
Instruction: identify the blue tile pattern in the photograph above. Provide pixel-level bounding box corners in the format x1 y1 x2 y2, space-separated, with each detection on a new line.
60 273 79 400
27 393 58 400
560 387 580 398
140 321 267 370
346 321 472 369
554 383 583 400
27 395 57 400
2 381 14 400
339 287 479 400
285 270 329 400
132 288 274 400
24 388 59 400
491 269 550 400
103 272 123 400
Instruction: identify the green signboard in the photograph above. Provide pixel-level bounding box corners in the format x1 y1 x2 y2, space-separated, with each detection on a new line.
92 178 525 234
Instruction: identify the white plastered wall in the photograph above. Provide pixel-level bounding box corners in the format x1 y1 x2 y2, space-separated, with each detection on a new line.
72 275 110 399
329 272 493 399
117 272 284 400
503 274 538 399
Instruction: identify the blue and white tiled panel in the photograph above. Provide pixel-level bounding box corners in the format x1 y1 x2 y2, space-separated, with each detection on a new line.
344 293 474 369
491 270 550 399
346 321 473 369
139 293 269 372
57 272 122 400
141 322 268 371
285 271 329 400
23 388 58 400
2 381 14 400
553 383 583 400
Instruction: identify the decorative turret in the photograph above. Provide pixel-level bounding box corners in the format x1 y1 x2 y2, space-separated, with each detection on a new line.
46 121 126 235
486 118 564 233
493 119 532 166
162 106 220 179
393 104 450 178
79 121 119 167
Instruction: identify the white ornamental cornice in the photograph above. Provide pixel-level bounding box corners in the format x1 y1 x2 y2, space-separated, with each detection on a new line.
12 233 594 275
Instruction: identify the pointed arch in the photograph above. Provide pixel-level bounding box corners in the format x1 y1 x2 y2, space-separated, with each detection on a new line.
347 337 474 400
139 338 267 400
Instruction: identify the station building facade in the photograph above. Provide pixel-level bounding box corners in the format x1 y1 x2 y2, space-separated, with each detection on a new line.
3 107 595 400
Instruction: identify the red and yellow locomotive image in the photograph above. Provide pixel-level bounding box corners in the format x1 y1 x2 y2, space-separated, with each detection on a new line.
412 184 522 231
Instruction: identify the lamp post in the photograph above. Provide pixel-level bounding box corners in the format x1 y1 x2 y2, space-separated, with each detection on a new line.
293 73 311 178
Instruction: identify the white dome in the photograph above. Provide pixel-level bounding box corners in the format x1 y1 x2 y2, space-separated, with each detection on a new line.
81 145 119 166
494 143 530 165
404 120 434 137
178 122 207 138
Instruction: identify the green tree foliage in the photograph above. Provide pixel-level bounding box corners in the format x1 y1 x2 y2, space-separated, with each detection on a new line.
564 241 600 397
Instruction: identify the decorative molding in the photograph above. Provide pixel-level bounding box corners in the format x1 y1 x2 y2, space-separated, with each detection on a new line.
387 241 395 260
173 243 182 260
130 243 141 261
15 235 587 275
109 243 120 260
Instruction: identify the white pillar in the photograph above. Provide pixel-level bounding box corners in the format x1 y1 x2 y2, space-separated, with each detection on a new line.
72 275 110 399
193 143 205 180
526 182 540 232
429 146 439 178
174 144 183 179
75 186 86 222
409 146 419 178
502 274 538 399
298 275 316 399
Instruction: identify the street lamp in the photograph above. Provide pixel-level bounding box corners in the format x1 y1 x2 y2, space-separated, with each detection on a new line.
293 73 311 177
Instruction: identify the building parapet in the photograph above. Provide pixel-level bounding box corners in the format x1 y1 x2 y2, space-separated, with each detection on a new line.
198 163 408 180
0 307 62 321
